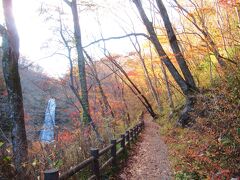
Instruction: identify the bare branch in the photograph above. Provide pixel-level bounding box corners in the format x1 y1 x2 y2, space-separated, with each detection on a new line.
0 24 7 36
63 0 72 7
83 33 150 48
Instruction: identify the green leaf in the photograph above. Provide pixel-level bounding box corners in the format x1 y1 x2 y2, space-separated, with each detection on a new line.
3 156 11 162
0 142 4 148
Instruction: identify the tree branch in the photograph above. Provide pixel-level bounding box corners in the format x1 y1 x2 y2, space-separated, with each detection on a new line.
83 33 150 48
63 0 72 7
0 24 7 36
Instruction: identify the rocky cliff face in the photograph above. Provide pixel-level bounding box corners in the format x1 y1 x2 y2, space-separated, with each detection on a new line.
20 65 76 141
0 57 77 142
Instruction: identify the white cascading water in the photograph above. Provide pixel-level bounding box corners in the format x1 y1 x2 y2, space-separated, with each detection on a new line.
40 98 56 143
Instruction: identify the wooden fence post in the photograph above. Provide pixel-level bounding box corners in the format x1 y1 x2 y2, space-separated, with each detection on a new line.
136 126 139 136
133 127 137 140
130 128 133 141
136 126 138 137
44 169 59 180
121 134 126 153
137 124 140 135
91 148 100 180
132 128 135 141
111 139 117 170
126 130 130 146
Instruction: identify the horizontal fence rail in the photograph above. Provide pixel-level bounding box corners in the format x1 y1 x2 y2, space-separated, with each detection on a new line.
44 119 145 180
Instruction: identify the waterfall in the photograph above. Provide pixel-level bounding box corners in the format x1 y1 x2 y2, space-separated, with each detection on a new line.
40 98 56 143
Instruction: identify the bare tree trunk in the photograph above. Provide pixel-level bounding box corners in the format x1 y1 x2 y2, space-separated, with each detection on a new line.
58 11 103 142
141 55 163 112
113 73 131 128
155 0 196 89
149 42 163 105
209 54 213 85
102 55 158 119
133 0 197 126
111 57 157 118
215 0 231 59
120 83 131 128
130 37 163 112
133 0 191 96
64 0 89 124
0 0 28 178
236 4 240 25
160 61 174 112
83 50 115 118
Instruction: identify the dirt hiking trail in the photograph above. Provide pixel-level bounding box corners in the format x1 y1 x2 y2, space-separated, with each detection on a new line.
117 116 172 180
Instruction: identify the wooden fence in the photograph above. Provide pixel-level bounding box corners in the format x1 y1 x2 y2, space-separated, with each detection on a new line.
44 120 145 180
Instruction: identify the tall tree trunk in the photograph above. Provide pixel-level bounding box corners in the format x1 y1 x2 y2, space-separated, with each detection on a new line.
109 57 157 118
63 1 103 142
84 50 115 118
130 37 163 112
0 0 28 178
155 0 196 89
65 0 89 124
102 56 158 119
133 0 191 96
160 61 174 112
133 0 197 126
149 42 164 108
235 4 240 25
141 55 163 112
215 1 231 59
120 83 131 128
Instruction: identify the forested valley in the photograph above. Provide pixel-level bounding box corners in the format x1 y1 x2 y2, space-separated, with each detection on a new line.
0 0 240 179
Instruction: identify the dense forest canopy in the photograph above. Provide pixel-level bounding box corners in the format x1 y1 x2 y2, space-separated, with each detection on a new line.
0 0 240 179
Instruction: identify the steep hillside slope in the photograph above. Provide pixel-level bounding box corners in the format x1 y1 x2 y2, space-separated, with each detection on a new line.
158 75 240 178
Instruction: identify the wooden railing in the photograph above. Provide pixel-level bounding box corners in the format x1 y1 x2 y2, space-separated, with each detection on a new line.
44 120 145 180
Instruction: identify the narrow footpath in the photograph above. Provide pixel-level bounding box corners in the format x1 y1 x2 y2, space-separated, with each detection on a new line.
117 116 172 180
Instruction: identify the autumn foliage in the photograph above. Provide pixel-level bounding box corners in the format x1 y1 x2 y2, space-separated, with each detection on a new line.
1 0 240 178
160 81 240 178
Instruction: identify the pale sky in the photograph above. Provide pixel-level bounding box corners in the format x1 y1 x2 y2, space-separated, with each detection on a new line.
0 0 178 77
